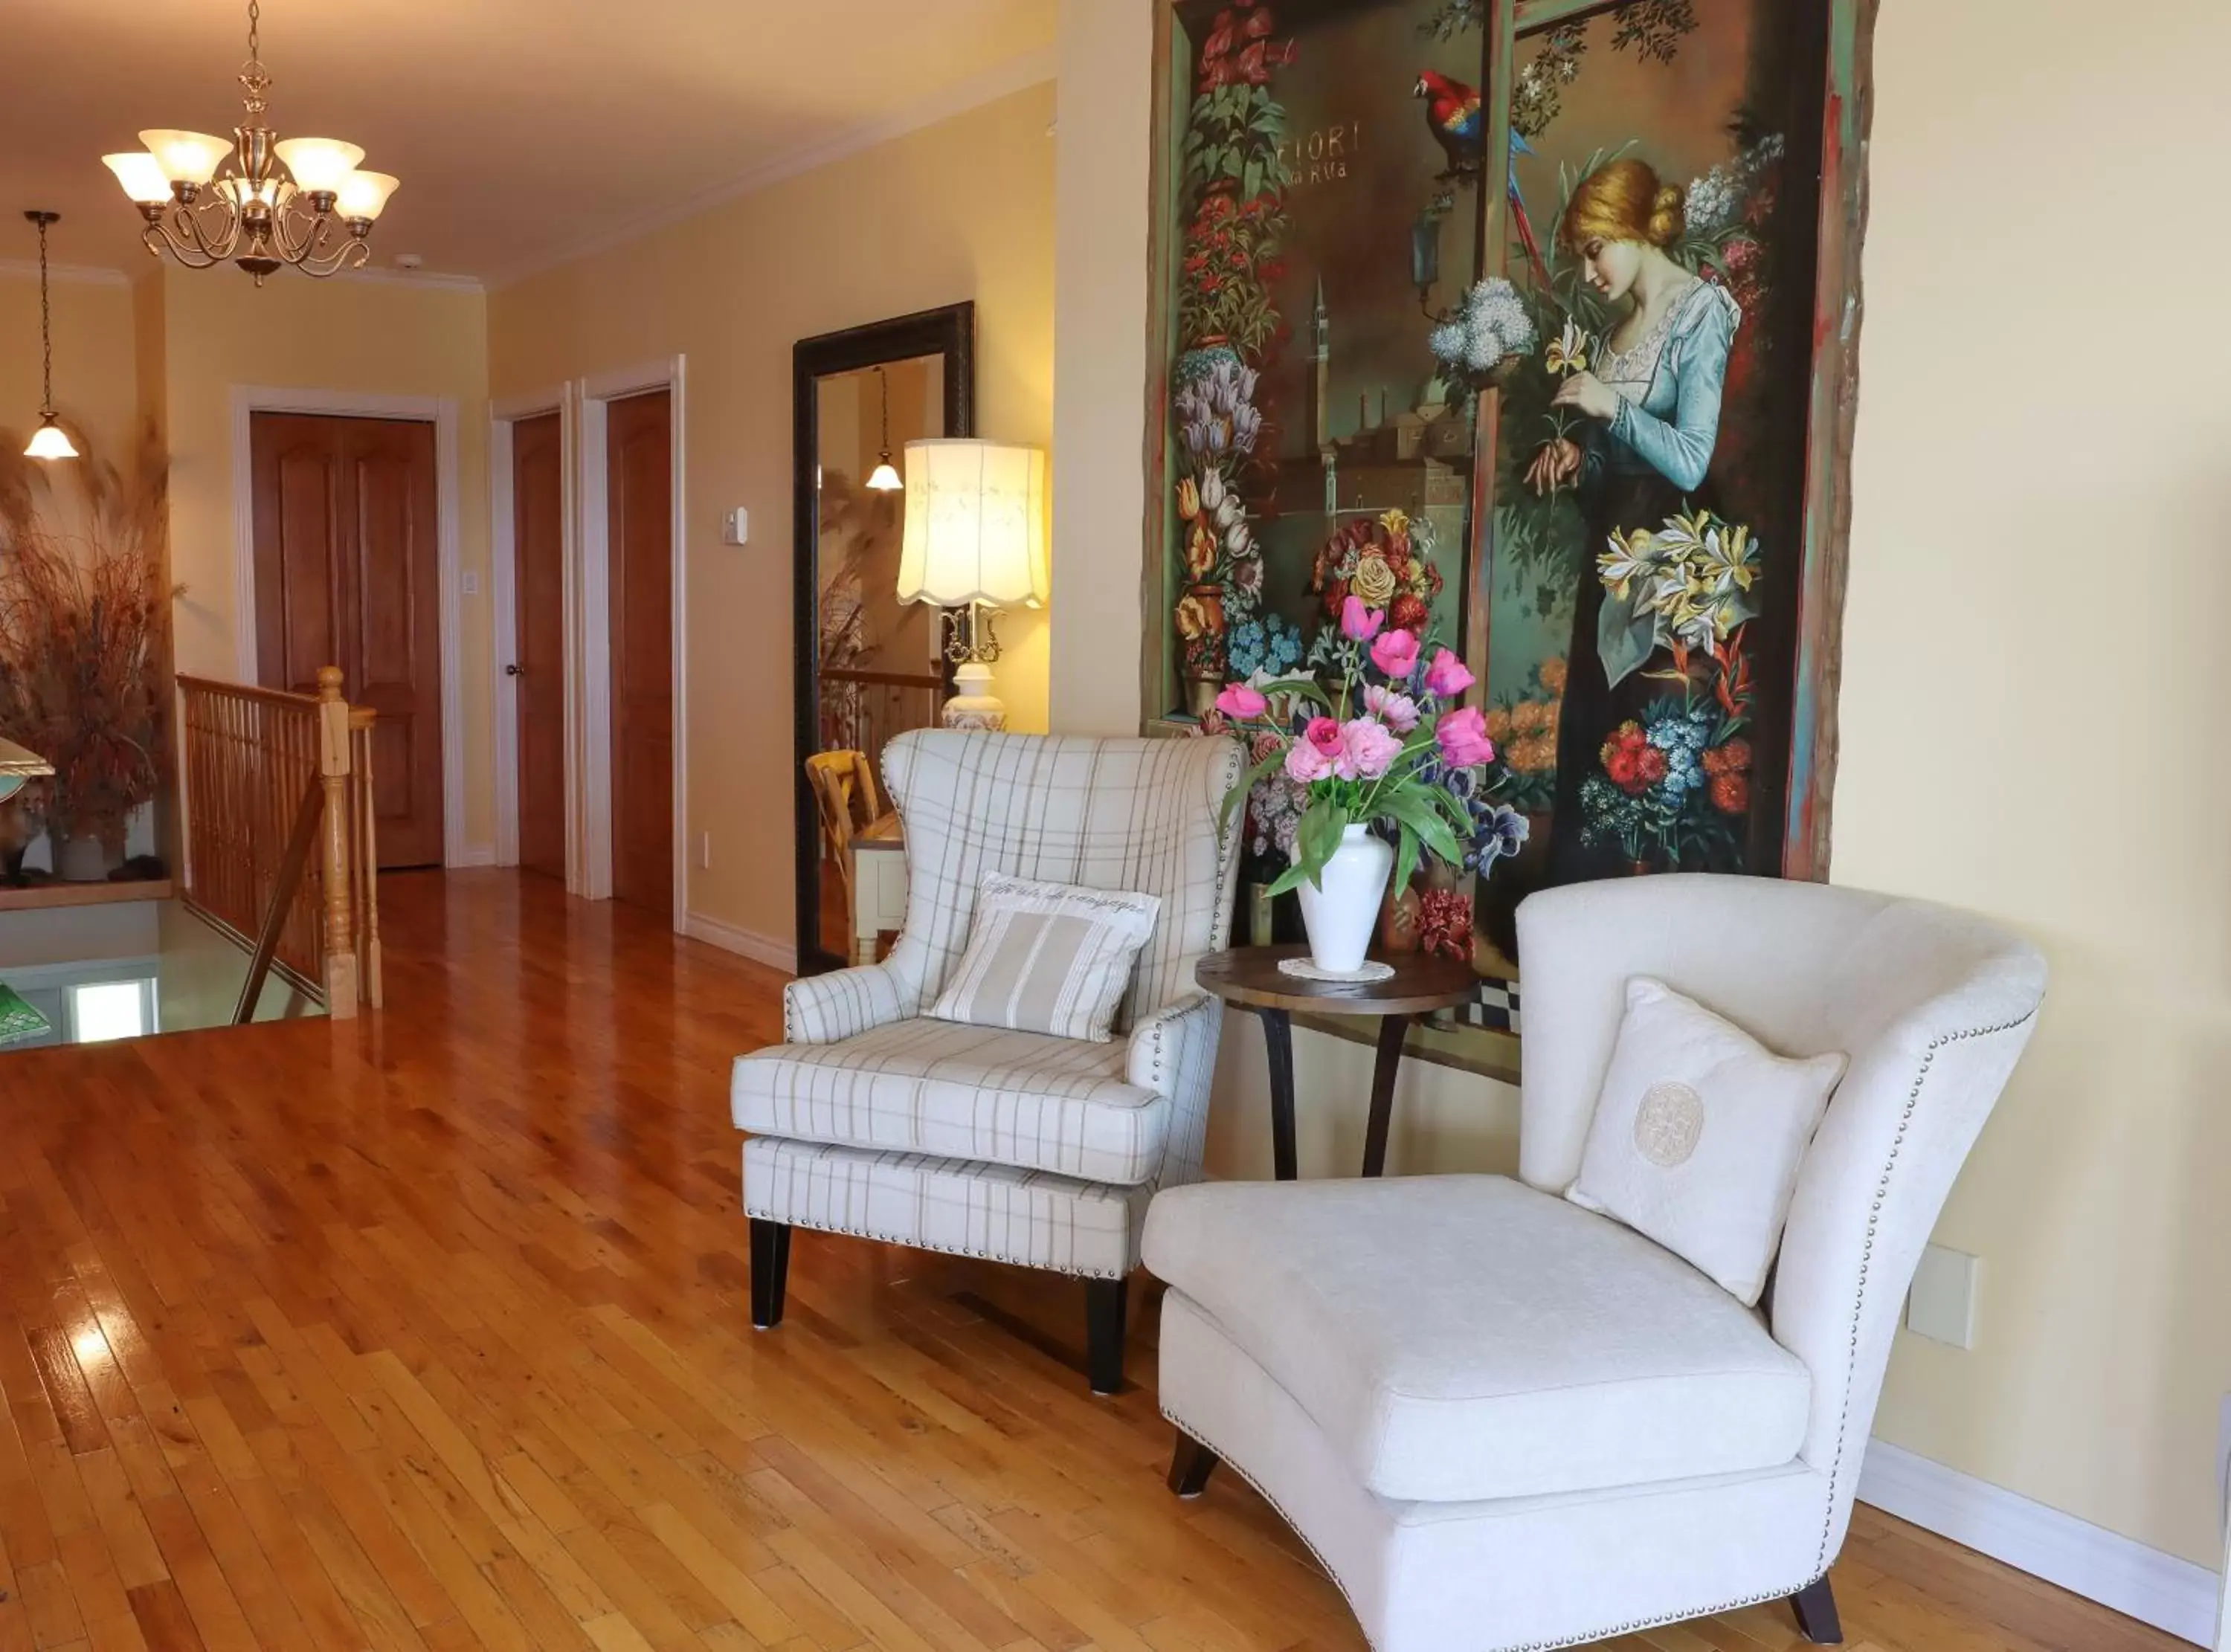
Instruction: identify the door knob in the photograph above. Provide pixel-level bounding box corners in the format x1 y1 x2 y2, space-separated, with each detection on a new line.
505 663 524 677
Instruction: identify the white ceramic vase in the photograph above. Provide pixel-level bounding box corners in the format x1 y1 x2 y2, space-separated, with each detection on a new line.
1297 823 1394 973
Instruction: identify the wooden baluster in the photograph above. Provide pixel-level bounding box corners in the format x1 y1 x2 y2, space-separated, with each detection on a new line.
316 668 359 1019
350 709 382 1009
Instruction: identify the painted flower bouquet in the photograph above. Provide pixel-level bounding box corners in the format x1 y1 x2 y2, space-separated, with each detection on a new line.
1213 596 1501 971
1428 277 1539 398
1580 705 1750 868
1309 508 1444 642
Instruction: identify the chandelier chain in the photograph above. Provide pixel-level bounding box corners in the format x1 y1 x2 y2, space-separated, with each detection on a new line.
36 216 54 415
239 0 270 114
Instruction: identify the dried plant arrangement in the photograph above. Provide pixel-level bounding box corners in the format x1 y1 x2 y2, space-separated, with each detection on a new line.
0 433 175 866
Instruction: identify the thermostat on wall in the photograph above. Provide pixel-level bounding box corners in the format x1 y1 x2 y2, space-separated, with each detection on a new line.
721 507 750 546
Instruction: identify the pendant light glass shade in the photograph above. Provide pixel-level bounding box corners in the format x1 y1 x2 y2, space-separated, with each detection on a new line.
335 170 399 222
103 151 173 204
25 419 77 462
139 129 231 186
272 137 363 193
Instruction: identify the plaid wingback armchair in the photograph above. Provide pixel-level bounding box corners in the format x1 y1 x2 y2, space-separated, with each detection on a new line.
734 729 1245 1392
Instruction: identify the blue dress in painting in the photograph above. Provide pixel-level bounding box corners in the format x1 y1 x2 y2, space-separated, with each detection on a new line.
1547 275 1742 882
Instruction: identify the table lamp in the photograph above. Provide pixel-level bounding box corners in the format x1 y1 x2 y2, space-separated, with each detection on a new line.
896 439 1049 732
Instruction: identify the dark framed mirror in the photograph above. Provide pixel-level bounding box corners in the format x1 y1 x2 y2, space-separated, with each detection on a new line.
792 303 974 977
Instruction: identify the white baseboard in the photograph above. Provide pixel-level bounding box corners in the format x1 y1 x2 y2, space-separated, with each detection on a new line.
1860 1437 2220 1645
682 912 796 974
448 845 499 868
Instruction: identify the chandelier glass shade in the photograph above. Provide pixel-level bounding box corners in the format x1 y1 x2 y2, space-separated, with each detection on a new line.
22 211 77 462
103 0 399 285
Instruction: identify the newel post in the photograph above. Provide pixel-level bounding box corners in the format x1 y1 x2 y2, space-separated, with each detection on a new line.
317 666 360 1019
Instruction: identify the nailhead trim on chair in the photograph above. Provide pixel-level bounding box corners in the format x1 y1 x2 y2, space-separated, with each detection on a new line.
1159 1408 1819 1652
743 1201 1133 1280
1810 1005 2041 1578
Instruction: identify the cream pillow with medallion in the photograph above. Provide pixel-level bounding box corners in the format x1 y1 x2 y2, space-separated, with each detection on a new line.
1567 977 1847 1306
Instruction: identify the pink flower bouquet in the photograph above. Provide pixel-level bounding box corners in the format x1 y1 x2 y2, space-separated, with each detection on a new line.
1215 597 1498 896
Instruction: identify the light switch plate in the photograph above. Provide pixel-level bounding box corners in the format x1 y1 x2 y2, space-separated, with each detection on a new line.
721 507 749 546
461 571 480 596
1906 1245 1977 1349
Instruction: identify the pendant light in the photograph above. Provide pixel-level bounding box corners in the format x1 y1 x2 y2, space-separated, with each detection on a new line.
22 212 77 462
865 365 903 492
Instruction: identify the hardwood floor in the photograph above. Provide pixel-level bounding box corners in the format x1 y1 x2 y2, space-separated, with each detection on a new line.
0 871 2191 1652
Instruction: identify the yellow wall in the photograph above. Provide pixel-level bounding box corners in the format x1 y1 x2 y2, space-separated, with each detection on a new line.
491 82 1057 952
0 272 139 468
151 270 495 854
1051 0 2231 1578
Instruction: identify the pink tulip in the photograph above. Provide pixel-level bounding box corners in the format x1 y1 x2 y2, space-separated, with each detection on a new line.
1339 596 1385 642
1364 683 1420 735
1424 647 1475 698
1336 717 1404 781
1215 683 1269 720
1370 627 1421 679
1284 739 1333 784
1435 705 1496 768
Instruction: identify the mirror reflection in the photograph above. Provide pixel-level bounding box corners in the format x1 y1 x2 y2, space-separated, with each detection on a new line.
806 354 947 969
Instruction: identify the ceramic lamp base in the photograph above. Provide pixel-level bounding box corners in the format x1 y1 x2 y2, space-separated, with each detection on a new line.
941 662 1007 732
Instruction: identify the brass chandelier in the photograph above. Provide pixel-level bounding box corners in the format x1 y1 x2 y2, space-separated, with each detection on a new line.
102 0 399 285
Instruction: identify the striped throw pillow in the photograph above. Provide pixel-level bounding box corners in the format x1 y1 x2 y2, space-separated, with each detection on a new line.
928 874 1162 1043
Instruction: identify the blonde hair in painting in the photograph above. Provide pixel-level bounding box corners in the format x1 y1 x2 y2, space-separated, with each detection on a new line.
1559 158 1686 251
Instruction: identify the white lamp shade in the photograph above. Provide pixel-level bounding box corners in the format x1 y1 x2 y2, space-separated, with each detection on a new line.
335 171 400 222
897 440 1049 609
139 129 232 186
25 420 78 461
275 138 365 194
103 151 173 204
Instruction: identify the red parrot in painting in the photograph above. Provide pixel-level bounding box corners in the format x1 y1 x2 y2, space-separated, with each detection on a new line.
1414 69 1550 286
1414 69 1484 174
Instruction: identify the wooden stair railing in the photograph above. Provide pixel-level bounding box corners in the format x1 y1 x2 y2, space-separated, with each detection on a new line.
177 667 382 1020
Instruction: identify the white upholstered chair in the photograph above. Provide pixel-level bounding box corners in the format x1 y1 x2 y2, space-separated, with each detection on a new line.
735 729 1243 1393
1145 874 2045 1651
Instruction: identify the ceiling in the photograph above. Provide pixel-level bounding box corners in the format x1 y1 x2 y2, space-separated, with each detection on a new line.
0 0 1056 285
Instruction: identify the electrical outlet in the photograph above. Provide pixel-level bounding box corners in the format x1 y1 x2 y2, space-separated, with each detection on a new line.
1905 1245 1977 1349
699 831 712 870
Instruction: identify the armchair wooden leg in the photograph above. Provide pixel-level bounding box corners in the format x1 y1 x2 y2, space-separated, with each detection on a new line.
1789 1575 1843 1644
749 1219 792 1329
1085 1276 1128 1396
1166 1434 1219 1498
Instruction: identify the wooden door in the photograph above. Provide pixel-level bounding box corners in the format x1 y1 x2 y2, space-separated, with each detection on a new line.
511 412 567 881
251 412 444 869
606 390 673 917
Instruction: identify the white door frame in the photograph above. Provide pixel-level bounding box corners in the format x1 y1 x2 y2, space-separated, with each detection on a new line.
488 386 583 889
576 356 689 932
229 385 468 869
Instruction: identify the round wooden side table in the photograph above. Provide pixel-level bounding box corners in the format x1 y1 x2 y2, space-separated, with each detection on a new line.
1195 944 1479 1181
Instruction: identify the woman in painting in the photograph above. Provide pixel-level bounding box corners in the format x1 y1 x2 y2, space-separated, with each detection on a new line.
1525 157 1741 881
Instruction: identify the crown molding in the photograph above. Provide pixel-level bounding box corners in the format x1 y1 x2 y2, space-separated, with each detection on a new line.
0 259 129 289
336 266 485 294
487 42 1057 291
